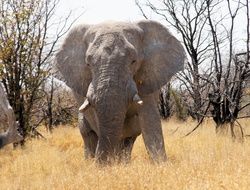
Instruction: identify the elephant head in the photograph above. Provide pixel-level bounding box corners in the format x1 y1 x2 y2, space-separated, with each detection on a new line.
56 20 185 162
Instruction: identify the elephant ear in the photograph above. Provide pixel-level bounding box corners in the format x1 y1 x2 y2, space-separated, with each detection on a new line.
135 20 185 95
56 25 91 101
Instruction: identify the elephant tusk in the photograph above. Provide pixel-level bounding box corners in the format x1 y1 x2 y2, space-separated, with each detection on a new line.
79 99 90 112
133 94 143 105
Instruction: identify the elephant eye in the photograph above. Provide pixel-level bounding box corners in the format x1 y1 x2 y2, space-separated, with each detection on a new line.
131 60 136 65
86 54 93 66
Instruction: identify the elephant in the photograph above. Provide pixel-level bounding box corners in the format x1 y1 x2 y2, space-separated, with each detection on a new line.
56 20 185 164
0 83 23 149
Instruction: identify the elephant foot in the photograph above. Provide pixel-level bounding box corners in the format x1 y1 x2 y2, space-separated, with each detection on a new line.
150 150 167 164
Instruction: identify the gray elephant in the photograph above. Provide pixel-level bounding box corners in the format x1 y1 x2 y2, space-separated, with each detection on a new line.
0 83 23 148
56 20 185 163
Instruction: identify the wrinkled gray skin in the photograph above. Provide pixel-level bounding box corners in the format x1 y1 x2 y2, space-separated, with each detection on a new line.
56 20 185 164
0 83 23 149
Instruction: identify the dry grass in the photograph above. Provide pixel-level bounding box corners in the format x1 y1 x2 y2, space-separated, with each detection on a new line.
1 118 250 190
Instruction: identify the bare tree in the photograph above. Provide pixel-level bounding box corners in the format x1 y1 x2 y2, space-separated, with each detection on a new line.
158 83 188 120
0 0 77 142
158 83 173 119
41 78 78 131
206 0 250 138
136 0 250 138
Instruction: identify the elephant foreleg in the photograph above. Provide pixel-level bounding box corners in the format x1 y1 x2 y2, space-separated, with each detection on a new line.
138 95 167 162
78 114 98 159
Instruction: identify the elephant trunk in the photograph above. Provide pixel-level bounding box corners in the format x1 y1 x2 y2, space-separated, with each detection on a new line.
93 83 127 162
85 68 141 162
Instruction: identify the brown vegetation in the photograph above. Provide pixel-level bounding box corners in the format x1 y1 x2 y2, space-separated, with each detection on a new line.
0 118 250 190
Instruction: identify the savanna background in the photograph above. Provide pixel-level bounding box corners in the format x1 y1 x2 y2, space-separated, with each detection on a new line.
0 0 250 189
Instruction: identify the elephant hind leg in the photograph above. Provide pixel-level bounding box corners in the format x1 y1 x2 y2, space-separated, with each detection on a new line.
79 114 98 159
119 136 137 162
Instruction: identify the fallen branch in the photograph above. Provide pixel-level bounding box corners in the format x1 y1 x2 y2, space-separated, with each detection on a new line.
183 102 210 137
235 119 245 139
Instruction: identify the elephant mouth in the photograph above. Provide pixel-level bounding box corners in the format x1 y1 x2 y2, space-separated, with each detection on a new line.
79 79 143 113
79 93 143 113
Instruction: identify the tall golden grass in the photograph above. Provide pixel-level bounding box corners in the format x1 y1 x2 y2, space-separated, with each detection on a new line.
0 118 250 190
